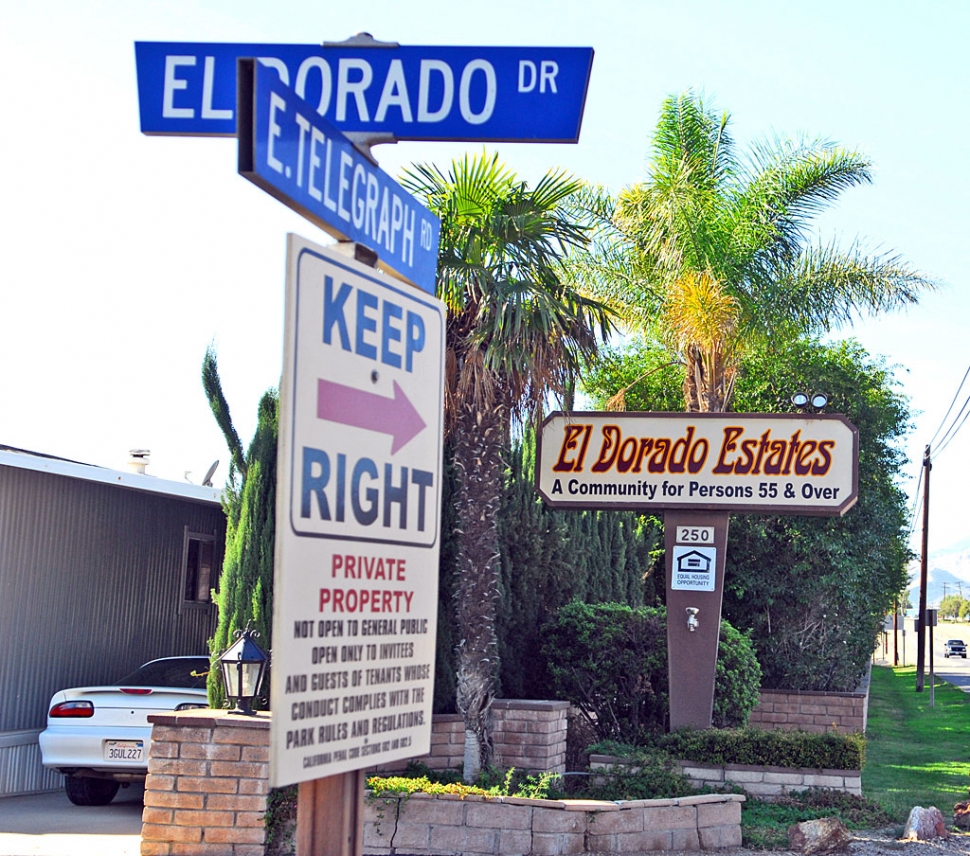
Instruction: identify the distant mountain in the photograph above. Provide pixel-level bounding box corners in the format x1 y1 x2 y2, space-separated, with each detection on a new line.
907 543 970 608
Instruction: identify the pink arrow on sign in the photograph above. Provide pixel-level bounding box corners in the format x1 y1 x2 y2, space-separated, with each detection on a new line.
317 379 427 455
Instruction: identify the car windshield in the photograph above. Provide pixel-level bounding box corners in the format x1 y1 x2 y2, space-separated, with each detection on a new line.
116 658 210 689
947 640 965 646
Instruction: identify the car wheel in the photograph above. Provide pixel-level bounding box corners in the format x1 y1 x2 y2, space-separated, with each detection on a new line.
65 775 120 806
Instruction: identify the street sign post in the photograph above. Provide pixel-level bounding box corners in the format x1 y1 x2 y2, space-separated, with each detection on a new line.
237 60 440 294
270 235 445 788
135 40 594 141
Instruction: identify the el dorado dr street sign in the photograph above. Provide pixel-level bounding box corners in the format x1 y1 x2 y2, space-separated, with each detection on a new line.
536 411 858 516
270 235 445 787
134 41 593 141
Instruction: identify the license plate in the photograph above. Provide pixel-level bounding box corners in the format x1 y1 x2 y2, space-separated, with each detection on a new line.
103 740 144 762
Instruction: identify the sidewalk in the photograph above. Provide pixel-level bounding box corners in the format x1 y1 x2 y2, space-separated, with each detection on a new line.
0 784 143 856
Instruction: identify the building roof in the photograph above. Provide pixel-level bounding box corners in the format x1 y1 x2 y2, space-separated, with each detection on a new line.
0 444 223 506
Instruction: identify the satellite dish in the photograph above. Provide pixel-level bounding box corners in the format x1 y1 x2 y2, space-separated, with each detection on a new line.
202 460 219 487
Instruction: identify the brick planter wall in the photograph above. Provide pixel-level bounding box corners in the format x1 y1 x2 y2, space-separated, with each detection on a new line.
748 689 868 734
590 755 861 800
364 791 744 855
378 700 569 776
141 710 270 856
677 760 862 798
141 701 566 855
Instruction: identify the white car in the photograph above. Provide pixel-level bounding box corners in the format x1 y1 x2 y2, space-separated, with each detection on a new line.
39 656 210 805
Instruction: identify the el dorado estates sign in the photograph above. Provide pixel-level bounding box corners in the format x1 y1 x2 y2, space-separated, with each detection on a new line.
536 411 858 516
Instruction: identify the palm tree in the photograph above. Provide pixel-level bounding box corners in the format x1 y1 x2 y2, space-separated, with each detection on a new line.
402 152 613 781
570 91 933 412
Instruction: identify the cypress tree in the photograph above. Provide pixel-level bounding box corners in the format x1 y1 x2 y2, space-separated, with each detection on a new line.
201 348 278 708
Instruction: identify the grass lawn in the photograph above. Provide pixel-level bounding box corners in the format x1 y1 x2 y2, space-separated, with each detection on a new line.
864 664 970 820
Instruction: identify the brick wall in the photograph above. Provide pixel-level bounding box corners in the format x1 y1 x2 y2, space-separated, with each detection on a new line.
748 688 867 734
376 700 569 775
141 701 567 855
364 791 744 854
141 710 270 856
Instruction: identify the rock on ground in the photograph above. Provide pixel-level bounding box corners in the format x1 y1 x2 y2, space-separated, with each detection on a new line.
788 817 852 854
903 806 950 841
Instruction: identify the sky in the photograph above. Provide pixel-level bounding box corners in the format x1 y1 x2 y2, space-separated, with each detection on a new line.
1 0 968 557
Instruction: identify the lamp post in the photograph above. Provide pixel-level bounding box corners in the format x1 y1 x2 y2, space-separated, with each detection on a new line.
219 626 269 715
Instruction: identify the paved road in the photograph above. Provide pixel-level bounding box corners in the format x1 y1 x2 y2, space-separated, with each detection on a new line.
0 783 143 856
882 622 970 692
930 625 970 692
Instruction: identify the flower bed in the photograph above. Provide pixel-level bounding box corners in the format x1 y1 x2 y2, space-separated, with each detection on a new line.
363 790 744 855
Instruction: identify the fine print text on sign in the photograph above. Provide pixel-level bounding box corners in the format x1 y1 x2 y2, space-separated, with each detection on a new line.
135 41 594 141
238 60 441 293
536 411 858 516
271 237 445 787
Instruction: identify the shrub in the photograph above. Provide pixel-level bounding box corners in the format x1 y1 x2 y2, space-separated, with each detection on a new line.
581 744 698 800
542 602 761 743
658 727 866 771
542 602 668 740
366 767 562 800
713 620 762 727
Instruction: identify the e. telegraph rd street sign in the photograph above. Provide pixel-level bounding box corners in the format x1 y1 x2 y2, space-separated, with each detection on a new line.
238 60 440 294
135 41 594 141
536 411 859 516
270 235 445 787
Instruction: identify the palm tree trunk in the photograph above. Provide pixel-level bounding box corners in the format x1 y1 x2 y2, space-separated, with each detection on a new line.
452 400 504 782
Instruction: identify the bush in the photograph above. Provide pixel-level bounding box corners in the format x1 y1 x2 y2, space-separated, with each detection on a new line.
582 747 697 801
713 620 762 728
658 727 866 771
542 602 761 743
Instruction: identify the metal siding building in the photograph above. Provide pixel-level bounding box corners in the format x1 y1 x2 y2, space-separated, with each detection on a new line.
0 448 226 796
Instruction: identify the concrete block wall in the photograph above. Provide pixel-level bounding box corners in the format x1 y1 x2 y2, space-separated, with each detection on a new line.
363 791 744 855
141 710 270 856
677 760 862 798
590 755 861 800
748 688 867 734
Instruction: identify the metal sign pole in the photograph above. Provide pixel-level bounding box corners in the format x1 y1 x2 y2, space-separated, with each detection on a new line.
664 511 730 730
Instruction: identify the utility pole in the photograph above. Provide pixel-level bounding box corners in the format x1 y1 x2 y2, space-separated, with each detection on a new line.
916 445 931 692
893 596 899 666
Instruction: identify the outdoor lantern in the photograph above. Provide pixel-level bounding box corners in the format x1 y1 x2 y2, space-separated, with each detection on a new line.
219 626 269 715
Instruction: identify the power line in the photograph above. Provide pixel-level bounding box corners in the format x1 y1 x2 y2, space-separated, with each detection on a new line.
934 398 970 459
928 364 970 448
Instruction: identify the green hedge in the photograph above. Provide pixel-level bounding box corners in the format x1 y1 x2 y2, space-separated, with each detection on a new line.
542 602 761 742
657 728 865 771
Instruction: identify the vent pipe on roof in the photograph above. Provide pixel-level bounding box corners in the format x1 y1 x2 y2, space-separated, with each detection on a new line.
127 449 150 475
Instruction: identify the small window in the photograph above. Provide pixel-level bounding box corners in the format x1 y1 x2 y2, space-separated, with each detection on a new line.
182 530 219 605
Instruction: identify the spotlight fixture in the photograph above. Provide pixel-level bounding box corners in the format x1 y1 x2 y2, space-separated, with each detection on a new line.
791 392 829 412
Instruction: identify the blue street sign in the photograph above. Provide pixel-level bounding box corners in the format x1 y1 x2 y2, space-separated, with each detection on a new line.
238 61 440 294
135 41 593 142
